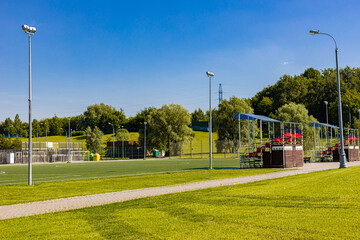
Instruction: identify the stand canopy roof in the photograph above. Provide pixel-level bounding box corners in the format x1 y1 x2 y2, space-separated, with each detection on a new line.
233 113 281 123
309 122 339 129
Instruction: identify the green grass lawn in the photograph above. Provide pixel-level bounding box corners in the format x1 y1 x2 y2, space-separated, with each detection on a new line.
0 168 282 206
1 166 360 239
0 158 243 185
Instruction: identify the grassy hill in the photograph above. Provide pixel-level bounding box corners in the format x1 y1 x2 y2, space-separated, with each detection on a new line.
19 131 217 144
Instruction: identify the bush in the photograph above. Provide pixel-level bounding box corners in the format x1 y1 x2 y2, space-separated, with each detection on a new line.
72 131 85 136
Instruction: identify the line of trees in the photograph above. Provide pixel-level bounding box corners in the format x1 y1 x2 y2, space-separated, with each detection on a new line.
1 66 359 152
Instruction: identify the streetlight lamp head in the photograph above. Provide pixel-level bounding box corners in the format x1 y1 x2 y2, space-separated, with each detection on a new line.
324 101 328 105
206 72 214 77
309 30 320 35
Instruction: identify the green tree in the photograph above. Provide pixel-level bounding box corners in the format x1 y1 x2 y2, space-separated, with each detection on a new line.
126 107 157 132
213 96 254 152
3 118 14 137
13 114 22 137
191 108 206 122
49 115 62 136
85 126 104 153
142 104 193 152
275 102 317 151
83 103 126 133
214 96 254 141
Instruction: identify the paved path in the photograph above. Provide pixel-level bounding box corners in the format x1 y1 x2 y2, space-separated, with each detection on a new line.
1 162 359 220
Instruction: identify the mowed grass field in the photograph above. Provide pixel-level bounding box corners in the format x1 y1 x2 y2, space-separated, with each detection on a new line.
0 167 283 206
0 158 241 186
1 166 360 239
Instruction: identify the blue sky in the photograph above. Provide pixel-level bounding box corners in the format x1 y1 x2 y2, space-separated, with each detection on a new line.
1 0 360 121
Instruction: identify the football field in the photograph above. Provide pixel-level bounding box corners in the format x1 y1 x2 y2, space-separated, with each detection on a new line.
0 158 241 185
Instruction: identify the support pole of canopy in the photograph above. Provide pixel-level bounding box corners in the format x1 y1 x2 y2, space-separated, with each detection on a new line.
239 117 241 167
314 125 317 161
252 119 255 153
260 120 263 148
273 122 275 140
248 118 250 156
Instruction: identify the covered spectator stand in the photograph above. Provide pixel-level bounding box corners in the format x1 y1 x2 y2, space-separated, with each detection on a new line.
310 123 359 162
233 113 304 168
333 128 359 162
309 122 340 162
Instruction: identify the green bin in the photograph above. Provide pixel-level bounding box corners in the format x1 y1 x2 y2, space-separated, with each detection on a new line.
89 153 94 161
153 150 159 157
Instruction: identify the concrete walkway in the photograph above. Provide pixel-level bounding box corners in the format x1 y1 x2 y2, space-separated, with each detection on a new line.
1 162 359 220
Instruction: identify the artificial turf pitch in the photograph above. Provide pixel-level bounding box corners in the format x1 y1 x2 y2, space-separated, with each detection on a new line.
0 158 242 185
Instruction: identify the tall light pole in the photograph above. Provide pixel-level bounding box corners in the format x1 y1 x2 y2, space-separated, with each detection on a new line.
144 122 147 159
108 122 115 158
309 30 347 168
22 24 36 186
206 71 214 169
121 126 124 159
346 104 351 129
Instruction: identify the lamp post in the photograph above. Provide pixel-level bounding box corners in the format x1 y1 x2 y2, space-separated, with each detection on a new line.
22 24 36 185
206 71 214 169
121 126 124 159
108 122 115 158
309 30 347 168
144 122 147 159
346 104 351 129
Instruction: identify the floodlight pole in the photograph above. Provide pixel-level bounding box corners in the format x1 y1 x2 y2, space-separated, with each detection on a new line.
21 25 36 186
144 122 147 159
309 30 347 168
206 72 214 169
28 32 32 185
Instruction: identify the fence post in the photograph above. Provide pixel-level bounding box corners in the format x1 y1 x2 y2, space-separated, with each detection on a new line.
180 142 182 159
191 140 193 158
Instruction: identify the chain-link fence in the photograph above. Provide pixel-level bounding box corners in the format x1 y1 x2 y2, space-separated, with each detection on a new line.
0 149 89 164
169 140 241 159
